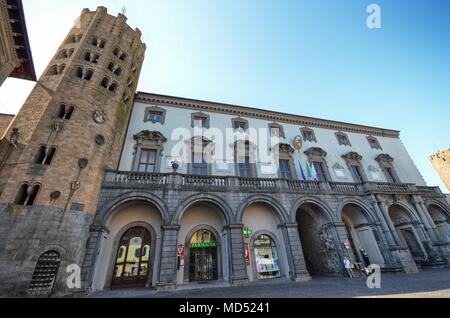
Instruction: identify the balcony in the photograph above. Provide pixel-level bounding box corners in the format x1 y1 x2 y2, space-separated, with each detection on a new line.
103 171 444 197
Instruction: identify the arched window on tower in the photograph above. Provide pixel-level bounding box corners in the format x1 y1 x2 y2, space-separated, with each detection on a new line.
91 37 106 48
113 47 127 61
107 62 122 76
34 146 57 165
100 77 118 93
47 64 66 76
74 67 93 80
123 93 130 106
56 49 74 60
56 104 74 120
66 34 82 44
14 183 41 206
83 51 100 64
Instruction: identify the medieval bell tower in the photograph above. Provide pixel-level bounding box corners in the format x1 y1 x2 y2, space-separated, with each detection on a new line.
0 7 146 296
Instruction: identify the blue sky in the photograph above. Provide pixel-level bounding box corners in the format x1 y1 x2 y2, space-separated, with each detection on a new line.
0 0 449 191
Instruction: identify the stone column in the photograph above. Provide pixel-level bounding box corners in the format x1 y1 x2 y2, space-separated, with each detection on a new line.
80 225 109 293
280 223 311 282
157 225 180 291
369 196 397 246
227 224 249 285
376 200 403 245
372 197 418 273
412 197 439 243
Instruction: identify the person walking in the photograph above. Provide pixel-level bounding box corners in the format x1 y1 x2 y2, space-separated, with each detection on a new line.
344 257 355 279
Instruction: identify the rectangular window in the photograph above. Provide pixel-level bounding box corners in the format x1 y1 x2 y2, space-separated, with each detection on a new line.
271 127 281 137
148 111 163 123
194 116 207 128
350 165 364 183
279 160 292 180
238 157 252 177
138 149 157 173
234 121 248 131
313 162 328 182
384 167 399 183
192 153 208 176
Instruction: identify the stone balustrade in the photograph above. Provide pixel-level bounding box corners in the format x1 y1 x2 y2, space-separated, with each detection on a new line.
103 170 444 197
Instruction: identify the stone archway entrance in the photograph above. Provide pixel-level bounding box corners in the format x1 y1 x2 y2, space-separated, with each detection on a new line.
111 227 152 289
341 204 385 267
296 203 341 276
388 205 427 263
188 229 219 282
426 204 450 243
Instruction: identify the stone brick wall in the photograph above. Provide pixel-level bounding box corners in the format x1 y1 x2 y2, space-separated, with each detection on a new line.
0 113 14 136
430 149 450 192
0 6 146 214
0 6 145 297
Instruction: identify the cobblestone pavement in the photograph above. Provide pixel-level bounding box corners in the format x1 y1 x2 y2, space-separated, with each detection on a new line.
90 268 450 298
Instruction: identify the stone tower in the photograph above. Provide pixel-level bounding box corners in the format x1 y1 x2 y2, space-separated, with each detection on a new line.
0 7 146 297
430 149 450 192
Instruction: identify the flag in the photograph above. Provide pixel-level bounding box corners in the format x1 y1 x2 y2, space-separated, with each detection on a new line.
310 162 319 181
306 162 313 180
299 161 307 181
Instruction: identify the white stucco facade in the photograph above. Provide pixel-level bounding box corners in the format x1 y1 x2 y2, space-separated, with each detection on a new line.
119 96 426 187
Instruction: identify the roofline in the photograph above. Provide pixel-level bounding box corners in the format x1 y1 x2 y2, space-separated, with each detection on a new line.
9 0 37 82
135 92 401 138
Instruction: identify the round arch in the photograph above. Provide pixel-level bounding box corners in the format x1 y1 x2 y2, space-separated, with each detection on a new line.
425 200 450 220
249 230 284 281
236 195 289 224
172 193 234 225
388 202 421 224
290 196 336 223
336 198 378 224
94 191 168 226
183 225 223 283
104 221 158 290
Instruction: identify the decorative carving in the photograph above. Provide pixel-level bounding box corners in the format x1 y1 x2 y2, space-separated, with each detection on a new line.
276 143 295 154
93 109 106 124
304 147 327 158
342 152 363 162
134 130 167 144
293 135 303 151
95 135 105 146
171 160 180 173
189 136 213 147
52 120 64 133
50 191 61 200
9 128 20 146
71 181 80 191
78 158 89 169
376 154 394 165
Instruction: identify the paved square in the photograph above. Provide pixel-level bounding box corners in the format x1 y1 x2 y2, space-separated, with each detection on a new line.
90 268 450 298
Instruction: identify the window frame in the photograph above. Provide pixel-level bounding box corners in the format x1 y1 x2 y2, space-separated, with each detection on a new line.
144 106 167 124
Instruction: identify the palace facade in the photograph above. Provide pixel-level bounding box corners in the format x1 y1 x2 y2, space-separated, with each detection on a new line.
0 7 449 297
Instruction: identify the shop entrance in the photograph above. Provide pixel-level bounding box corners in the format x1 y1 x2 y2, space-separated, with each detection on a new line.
189 230 219 282
111 227 152 288
253 234 281 280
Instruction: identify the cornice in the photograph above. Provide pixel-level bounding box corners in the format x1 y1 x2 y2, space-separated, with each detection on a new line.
135 92 401 139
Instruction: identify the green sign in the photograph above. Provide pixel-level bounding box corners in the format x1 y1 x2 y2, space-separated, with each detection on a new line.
191 242 217 249
243 228 253 238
